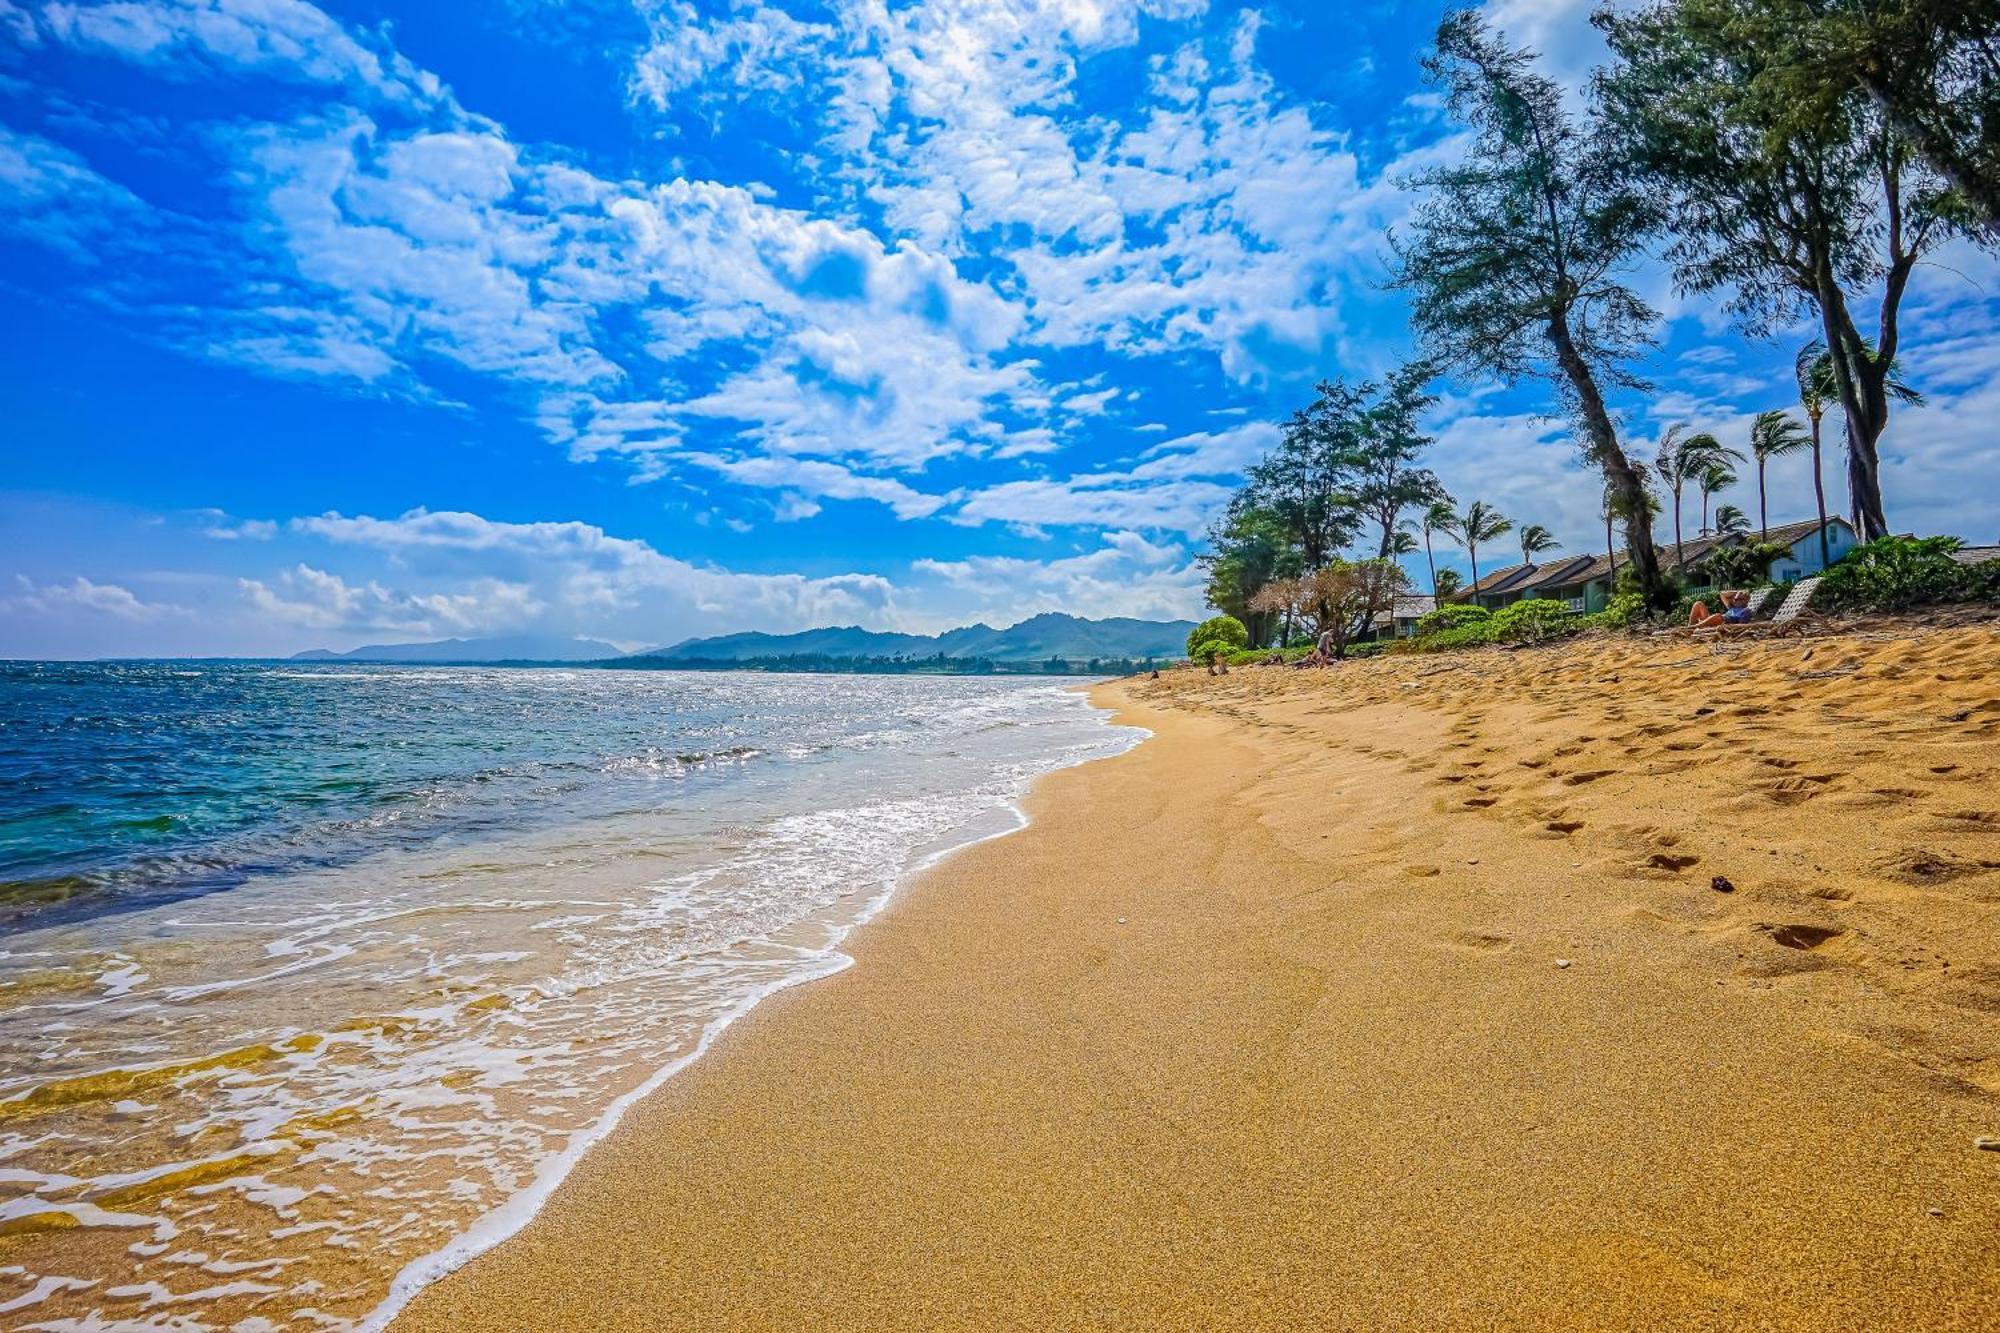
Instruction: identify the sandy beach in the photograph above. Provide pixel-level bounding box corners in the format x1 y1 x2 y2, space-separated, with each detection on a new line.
397 624 2000 1331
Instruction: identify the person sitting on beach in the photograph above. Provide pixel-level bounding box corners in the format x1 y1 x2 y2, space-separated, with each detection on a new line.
1689 588 1752 629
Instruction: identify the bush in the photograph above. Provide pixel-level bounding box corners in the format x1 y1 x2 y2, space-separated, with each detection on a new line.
1413 603 1491 636
1418 622 1499 651
1706 540 1789 588
1489 598 1578 644
1815 536 1993 612
1582 590 1647 630
1186 614 1249 663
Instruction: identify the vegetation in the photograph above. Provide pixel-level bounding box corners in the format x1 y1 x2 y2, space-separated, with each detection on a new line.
1394 11 1672 611
1747 410 1810 540
1455 500 1512 595
1816 536 2000 611
1518 524 1559 565
1186 615 1250 669
1706 539 1789 586
1596 0 1980 540
1184 4 1991 656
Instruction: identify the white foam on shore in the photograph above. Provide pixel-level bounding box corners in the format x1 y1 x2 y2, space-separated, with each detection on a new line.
356 697 1148 1332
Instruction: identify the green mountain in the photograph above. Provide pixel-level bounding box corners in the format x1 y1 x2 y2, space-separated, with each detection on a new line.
634 613 1193 665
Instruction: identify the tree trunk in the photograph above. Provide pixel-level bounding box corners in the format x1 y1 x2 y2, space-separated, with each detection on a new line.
1757 460 1768 541
1423 531 1439 603
1812 264 1892 540
1547 311 1671 610
1468 545 1481 602
1808 417 1831 569
1671 490 1685 568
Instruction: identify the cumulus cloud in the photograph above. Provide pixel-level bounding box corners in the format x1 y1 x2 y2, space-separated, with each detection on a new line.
912 530 1205 624
6 574 182 621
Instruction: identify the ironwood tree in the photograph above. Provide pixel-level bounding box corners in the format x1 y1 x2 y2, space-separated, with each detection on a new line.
1393 10 1673 610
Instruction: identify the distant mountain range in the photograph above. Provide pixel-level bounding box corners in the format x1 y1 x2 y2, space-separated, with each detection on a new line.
633 613 1195 665
291 634 623 663
287 615 1195 668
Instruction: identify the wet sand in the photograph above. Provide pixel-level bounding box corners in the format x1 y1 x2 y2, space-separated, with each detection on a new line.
397 624 2000 1330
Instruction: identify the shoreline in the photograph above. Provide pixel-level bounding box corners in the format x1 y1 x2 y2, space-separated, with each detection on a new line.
395 627 2000 1330
359 689 1146 1333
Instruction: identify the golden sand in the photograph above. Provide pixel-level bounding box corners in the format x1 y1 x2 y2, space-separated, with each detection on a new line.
398 624 2000 1331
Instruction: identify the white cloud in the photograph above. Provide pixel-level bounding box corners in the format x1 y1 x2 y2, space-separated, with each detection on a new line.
34 0 442 105
912 530 1204 624
6 574 181 621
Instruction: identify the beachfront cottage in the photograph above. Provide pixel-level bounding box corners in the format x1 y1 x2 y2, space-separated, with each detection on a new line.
1453 517 1860 613
1366 595 1437 642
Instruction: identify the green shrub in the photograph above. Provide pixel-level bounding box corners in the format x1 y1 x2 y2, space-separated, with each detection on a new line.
1582 590 1648 630
1418 622 1499 651
1186 614 1249 663
1816 536 1991 612
1489 598 1578 644
1413 603 1491 637
1705 540 1789 588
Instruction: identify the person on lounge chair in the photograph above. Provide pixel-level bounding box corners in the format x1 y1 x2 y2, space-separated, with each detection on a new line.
1689 588 1751 629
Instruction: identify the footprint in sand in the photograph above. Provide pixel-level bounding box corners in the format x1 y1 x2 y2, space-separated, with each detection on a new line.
1546 820 1585 835
1763 922 1845 951
1646 852 1702 872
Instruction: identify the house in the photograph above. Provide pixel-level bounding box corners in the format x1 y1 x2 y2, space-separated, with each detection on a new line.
1367 594 1436 641
1453 517 1859 613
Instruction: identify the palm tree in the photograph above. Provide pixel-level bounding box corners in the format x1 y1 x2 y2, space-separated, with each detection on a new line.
1518 523 1559 566
1433 568 1464 602
1696 459 1736 536
1713 503 1750 539
1655 426 1735 565
1387 528 1420 558
1747 409 1810 541
1652 423 1693 565
1794 341 1835 570
1457 500 1512 601
1420 500 1458 603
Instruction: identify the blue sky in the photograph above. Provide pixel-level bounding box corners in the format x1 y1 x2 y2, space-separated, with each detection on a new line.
2 0 1995 657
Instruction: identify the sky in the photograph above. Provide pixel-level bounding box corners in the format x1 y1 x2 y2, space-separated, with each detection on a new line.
1 0 1995 658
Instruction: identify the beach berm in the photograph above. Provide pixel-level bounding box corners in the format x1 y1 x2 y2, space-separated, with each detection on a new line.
398 624 2000 1331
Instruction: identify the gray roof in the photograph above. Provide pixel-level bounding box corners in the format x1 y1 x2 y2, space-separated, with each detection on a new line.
1453 517 1852 599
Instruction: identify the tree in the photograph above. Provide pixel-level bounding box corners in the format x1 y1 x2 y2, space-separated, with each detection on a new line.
1800 338 1920 536
1748 409 1811 539
1518 523 1559 565
1721 0 2000 238
1186 615 1248 674
1794 340 1838 569
1394 10 1672 611
1433 568 1465 602
1652 422 1695 564
1353 360 1448 557
1242 383 1368 571
1697 458 1738 535
1655 426 1735 562
1199 500 1297 648
1420 499 1460 604
1458 500 1513 598
1714 502 1751 538
1306 559 1411 661
1596 0 1974 540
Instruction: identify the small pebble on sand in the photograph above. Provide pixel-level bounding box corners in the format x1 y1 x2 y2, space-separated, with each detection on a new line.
1976 1136 2000 1151
1711 875 1735 893
1555 959 1572 969
1116 917 1127 925
1929 1207 1945 1217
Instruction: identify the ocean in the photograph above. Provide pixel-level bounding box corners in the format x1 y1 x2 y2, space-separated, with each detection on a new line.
0 662 1137 1329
